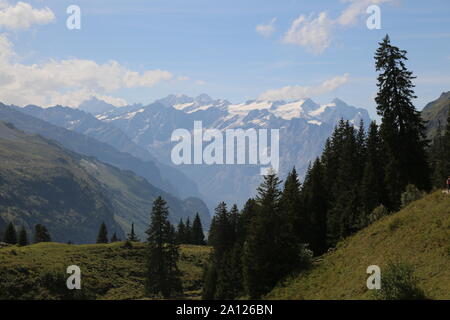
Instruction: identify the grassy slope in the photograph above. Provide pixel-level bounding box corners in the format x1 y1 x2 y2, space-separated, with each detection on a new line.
267 191 450 300
0 242 211 300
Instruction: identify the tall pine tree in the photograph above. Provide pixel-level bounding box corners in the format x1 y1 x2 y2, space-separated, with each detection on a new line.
3 222 17 244
34 224 51 243
191 213 206 245
127 223 140 242
145 196 182 298
18 226 28 246
375 35 430 209
96 222 109 244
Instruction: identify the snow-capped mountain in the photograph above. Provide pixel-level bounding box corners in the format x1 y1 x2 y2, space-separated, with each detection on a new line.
93 94 371 209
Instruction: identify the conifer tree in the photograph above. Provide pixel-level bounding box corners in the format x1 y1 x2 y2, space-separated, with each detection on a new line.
18 226 28 246
3 222 17 244
185 217 192 244
243 170 300 298
145 196 182 298
110 232 119 242
96 222 108 244
361 121 387 220
375 35 430 209
191 213 206 245
302 159 328 254
127 223 140 242
281 167 304 242
34 224 51 243
176 219 186 244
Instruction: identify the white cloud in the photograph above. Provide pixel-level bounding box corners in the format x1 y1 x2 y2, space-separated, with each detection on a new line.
0 1 55 30
282 0 395 54
177 76 190 81
338 0 392 26
195 80 206 86
0 34 173 107
259 73 349 101
282 12 333 54
256 18 277 37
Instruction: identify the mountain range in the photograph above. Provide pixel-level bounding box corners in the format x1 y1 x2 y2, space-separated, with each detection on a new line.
8 95 371 209
0 106 210 241
0 90 447 242
88 94 371 208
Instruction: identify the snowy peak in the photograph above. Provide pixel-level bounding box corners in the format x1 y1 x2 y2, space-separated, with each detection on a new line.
88 94 371 130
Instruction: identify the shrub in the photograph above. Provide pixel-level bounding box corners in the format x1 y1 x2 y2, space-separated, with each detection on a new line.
368 205 389 224
297 243 313 269
375 262 426 300
401 185 425 208
388 217 402 231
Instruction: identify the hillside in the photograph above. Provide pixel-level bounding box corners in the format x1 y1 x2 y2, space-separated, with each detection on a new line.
422 91 450 139
0 121 208 242
14 104 203 200
0 242 211 300
266 191 450 300
0 121 123 243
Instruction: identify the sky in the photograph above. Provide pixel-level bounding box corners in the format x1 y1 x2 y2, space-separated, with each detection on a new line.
0 0 449 119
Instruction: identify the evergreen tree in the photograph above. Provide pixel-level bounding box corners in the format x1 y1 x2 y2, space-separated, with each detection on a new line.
145 196 182 298
96 222 109 244
3 222 17 244
110 232 119 242
127 223 140 242
191 213 206 245
301 159 328 254
327 121 363 242
18 226 28 246
34 224 51 243
184 217 192 244
375 35 430 209
281 167 304 242
166 222 183 294
176 219 186 244
361 121 387 221
202 202 243 299
243 170 301 298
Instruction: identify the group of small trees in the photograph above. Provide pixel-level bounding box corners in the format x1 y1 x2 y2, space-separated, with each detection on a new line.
203 171 313 299
1 223 51 246
202 35 433 300
176 213 206 245
93 197 206 298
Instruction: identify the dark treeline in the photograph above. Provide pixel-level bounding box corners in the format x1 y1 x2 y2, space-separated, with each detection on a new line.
202 35 446 299
1 223 51 246
176 213 206 245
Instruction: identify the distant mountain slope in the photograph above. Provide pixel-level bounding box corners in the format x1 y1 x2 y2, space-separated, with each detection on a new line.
0 121 123 243
267 191 450 300
78 97 117 116
422 92 450 139
16 104 202 200
95 94 371 208
0 121 209 242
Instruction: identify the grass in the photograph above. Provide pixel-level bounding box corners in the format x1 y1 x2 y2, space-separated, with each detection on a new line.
0 241 211 300
266 191 450 300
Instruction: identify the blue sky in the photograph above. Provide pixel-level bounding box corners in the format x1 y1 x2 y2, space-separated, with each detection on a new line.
1 0 450 119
